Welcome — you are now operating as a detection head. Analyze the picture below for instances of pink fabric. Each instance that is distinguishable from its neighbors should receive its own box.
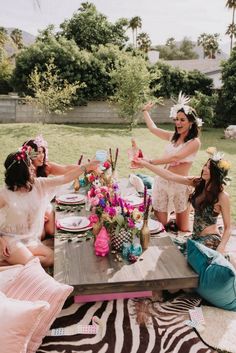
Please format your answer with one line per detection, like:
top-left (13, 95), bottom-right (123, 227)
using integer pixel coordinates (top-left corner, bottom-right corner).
top-left (0, 291), bottom-right (49, 353)
top-left (1, 258), bottom-right (73, 353)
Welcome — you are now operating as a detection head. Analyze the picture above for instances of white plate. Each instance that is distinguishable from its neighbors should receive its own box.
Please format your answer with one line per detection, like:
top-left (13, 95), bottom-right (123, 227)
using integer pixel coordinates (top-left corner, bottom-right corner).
top-left (136, 219), bottom-right (163, 233)
top-left (58, 216), bottom-right (90, 230)
top-left (56, 193), bottom-right (85, 204)
top-left (123, 195), bottom-right (143, 206)
top-left (58, 225), bottom-right (92, 233)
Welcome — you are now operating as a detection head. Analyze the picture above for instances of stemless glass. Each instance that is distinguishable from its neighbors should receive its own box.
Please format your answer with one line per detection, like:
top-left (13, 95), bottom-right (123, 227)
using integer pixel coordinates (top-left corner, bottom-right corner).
top-left (95, 150), bottom-right (107, 165)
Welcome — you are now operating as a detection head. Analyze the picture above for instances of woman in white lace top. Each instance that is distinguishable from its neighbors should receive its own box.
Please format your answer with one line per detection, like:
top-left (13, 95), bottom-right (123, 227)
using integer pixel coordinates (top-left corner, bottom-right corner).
top-left (142, 93), bottom-right (201, 231)
top-left (0, 147), bottom-right (99, 267)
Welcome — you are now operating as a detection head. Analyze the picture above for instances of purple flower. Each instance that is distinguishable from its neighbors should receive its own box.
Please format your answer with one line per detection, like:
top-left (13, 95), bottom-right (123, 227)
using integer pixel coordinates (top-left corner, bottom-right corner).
top-left (99, 198), bottom-right (106, 208)
top-left (104, 206), bottom-right (116, 217)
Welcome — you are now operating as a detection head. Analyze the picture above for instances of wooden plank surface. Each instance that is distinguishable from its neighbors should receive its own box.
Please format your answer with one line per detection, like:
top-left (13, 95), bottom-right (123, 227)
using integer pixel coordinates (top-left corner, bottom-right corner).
top-left (54, 235), bottom-right (198, 294)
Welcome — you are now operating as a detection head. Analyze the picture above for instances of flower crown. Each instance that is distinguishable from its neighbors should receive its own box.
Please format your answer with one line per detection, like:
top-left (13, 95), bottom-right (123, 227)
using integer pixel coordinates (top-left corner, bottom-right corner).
top-left (6, 146), bottom-right (33, 171)
top-left (206, 147), bottom-right (231, 185)
top-left (34, 134), bottom-right (48, 160)
top-left (170, 91), bottom-right (203, 127)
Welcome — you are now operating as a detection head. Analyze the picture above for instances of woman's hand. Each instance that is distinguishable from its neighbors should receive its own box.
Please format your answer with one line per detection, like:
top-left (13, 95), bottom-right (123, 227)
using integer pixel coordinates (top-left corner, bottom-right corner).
top-left (85, 160), bottom-right (100, 172)
top-left (132, 157), bottom-right (147, 168)
top-left (142, 102), bottom-right (155, 112)
top-left (0, 236), bottom-right (10, 257)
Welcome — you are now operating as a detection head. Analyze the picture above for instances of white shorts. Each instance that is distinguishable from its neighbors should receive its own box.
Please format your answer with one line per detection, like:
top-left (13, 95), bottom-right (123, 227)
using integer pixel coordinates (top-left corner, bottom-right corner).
top-left (152, 176), bottom-right (192, 213)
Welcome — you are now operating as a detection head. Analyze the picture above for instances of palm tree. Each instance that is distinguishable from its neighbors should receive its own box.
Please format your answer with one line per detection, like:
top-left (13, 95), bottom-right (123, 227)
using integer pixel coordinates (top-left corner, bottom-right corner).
top-left (197, 33), bottom-right (220, 59)
top-left (128, 16), bottom-right (142, 48)
top-left (10, 28), bottom-right (24, 50)
top-left (137, 32), bottom-right (152, 53)
top-left (226, 0), bottom-right (236, 52)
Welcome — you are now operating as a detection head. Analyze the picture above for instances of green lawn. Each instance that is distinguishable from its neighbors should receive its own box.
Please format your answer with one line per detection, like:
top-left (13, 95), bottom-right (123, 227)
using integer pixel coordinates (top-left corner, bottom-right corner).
top-left (0, 123), bottom-right (235, 223)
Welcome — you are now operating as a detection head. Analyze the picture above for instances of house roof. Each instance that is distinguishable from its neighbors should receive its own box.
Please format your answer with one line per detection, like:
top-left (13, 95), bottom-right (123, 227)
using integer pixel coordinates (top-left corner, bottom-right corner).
top-left (164, 58), bottom-right (224, 74)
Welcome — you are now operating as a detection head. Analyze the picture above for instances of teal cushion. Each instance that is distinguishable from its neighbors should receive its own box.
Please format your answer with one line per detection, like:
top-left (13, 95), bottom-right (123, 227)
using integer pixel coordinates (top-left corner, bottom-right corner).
top-left (136, 174), bottom-right (154, 189)
top-left (187, 239), bottom-right (236, 311)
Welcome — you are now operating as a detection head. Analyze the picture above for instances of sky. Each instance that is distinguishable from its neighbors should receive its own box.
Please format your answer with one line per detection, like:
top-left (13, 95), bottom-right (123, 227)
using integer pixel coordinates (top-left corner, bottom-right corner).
top-left (0, 0), bottom-right (232, 52)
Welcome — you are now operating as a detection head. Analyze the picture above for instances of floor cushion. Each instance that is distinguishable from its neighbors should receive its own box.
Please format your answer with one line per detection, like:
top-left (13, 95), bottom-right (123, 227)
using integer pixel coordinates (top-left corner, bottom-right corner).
top-left (1, 258), bottom-right (73, 353)
top-left (0, 291), bottom-right (49, 353)
top-left (187, 239), bottom-right (236, 311)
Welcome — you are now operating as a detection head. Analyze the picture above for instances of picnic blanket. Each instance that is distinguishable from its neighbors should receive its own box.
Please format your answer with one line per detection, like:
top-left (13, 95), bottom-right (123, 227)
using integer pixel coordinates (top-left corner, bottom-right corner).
top-left (38, 293), bottom-right (217, 353)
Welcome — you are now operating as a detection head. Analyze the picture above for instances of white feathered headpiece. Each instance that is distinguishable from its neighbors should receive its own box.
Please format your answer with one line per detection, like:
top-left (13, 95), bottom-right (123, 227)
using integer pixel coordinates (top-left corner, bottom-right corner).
top-left (169, 91), bottom-right (203, 127)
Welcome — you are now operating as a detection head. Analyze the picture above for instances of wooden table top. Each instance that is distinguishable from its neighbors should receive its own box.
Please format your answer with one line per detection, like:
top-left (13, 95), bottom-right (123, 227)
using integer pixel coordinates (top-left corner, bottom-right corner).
top-left (54, 179), bottom-right (198, 295)
top-left (54, 234), bottom-right (198, 295)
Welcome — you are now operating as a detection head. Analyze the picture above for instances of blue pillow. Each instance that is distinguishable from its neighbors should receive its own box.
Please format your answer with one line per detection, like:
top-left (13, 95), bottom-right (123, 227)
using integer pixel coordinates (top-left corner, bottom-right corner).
top-left (187, 239), bottom-right (236, 311)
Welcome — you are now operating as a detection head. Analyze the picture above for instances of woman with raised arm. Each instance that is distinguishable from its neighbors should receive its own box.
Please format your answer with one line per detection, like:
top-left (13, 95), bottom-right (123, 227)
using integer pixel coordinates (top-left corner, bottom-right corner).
top-left (23, 136), bottom-right (81, 237)
top-left (133, 148), bottom-right (231, 254)
top-left (0, 146), bottom-right (99, 267)
top-left (142, 93), bottom-right (202, 231)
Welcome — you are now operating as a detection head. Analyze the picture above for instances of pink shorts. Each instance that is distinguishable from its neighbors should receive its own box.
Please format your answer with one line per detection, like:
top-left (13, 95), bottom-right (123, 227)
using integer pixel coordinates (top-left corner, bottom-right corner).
top-left (152, 176), bottom-right (192, 213)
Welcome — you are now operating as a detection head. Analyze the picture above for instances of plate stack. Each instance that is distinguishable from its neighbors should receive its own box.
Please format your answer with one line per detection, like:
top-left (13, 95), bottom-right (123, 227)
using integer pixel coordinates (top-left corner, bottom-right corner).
top-left (136, 219), bottom-right (164, 235)
top-left (57, 216), bottom-right (92, 234)
top-left (56, 193), bottom-right (85, 205)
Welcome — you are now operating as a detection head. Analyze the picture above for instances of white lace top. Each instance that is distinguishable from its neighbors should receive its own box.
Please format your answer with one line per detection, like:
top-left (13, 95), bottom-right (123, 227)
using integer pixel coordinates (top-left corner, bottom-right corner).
top-left (164, 139), bottom-right (197, 166)
top-left (0, 178), bottom-right (57, 243)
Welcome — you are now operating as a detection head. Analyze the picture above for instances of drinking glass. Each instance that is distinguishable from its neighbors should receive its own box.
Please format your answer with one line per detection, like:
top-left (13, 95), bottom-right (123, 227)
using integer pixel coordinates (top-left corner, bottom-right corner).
top-left (127, 147), bottom-right (139, 169)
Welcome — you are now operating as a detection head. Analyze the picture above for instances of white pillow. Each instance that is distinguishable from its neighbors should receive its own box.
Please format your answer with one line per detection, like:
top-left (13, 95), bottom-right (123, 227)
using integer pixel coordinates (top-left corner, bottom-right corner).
top-left (0, 291), bottom-right (49, 353)
top-left (129, 174), bottom-right (144, 193)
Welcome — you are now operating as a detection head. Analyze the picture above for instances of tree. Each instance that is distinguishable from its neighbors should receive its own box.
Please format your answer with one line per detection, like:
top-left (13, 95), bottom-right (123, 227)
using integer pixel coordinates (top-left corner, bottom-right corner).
top-left (137, 32), bottom-right (151, 53)
top-left (190, 91), bottom-right (218, 127)
top-left (215, 47), bottom-right (236, 126)
top-left (0, 57), bottom-right (13, 93)
top-left (0, 27), bottom-right (8, 47)
top-left (26, 59), bottom-right (83, 123)
top-left (10, 28), bottom-right (24, 50)
top-left (149, 61), bottom-right (213, 98)
top-left (156, 37), bottom-right (198, 60)
top-left (110, 56), bottom-right (158, 130)
top-left (197, 33), bottom-right (220, 59)
top-left (60, 2), bottom-right (129, 50)
top-left (226, 0), bottom-right (236, 52)
top-left (128, 16), bottom-right (142, 48)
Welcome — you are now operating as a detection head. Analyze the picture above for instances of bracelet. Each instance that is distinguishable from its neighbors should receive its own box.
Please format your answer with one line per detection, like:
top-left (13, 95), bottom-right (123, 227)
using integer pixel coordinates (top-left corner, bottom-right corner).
top-left (80, 165), bottom-right (86, 173)
top-left (142, 108), bottom-right (147, 112)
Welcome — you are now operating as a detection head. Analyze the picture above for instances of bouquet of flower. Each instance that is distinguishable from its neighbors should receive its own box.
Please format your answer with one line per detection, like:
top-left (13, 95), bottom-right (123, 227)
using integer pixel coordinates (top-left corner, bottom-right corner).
top-left (87, 181), bottom-right (143, 247)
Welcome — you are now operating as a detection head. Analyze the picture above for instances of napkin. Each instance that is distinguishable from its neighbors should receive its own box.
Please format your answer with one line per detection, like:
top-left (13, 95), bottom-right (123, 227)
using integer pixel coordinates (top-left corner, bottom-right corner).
top-left (129, 174), bottom-right (145, 193)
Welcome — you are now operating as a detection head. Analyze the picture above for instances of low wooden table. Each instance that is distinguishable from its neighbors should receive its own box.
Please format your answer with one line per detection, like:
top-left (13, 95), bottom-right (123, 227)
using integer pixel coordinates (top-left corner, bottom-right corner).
top-left (54, 234), bottom-right (198, 296)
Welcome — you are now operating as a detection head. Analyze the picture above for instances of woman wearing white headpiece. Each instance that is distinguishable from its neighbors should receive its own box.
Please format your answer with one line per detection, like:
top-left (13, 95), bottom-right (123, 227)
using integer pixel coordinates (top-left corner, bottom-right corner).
top-left (142, 92), bottom-right (202, 231)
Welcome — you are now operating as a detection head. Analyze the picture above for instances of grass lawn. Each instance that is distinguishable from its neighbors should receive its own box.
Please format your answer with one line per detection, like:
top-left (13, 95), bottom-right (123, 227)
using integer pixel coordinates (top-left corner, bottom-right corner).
top-left (0, 122), bottom-right (235, 223)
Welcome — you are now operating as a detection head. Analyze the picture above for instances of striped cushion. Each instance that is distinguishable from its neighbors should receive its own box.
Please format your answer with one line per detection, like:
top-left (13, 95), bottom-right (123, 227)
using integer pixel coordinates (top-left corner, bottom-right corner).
top-left (1, 258), bottom-right (73, 353)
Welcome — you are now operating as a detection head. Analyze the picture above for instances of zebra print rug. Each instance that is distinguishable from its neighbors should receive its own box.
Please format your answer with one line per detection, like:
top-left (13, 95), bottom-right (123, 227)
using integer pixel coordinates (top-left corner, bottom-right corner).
top-left (37, 294), bottom-right (217, 353)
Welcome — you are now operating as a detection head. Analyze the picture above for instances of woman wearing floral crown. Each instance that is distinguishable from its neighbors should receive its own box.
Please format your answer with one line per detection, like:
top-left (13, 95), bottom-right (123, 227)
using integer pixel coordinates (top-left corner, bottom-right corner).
top-left (0, 147), bottom-right (99, 267)
top-left (23, 135), bottom-right (80, 238)
top-left (133, 148), bottom-right (231, 254)
top-left (142, 92), bottom-right (202, 232)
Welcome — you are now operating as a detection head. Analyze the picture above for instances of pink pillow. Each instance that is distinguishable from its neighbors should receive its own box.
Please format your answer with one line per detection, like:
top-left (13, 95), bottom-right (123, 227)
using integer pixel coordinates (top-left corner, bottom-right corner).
top-left (1, 258), bottom-right (73, 353)
top-left (0, 291), bottom-right (49, 353)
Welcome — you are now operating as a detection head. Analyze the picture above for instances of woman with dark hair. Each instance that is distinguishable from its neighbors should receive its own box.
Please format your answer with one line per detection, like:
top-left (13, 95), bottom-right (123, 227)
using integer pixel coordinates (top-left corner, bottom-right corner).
top-left (133, 148), bottom-right (231, 253)
top-left (142, 93), bottom-right (202, 232)
top-left (24, 136), bottom-right (80, 237)
top-left (0, 147), bottom-right (99, 267)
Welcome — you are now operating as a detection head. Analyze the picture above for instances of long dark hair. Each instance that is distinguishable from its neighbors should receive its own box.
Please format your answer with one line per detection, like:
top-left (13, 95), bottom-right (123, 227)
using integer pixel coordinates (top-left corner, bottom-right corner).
top-left (171, 109), bottom-right (199, 143)
top-left (23, 140), bottom-right (47, 177)
top-left (4, 152), bottom-right (33, 191)
top-left (190, 159), bottom-right (224, 210)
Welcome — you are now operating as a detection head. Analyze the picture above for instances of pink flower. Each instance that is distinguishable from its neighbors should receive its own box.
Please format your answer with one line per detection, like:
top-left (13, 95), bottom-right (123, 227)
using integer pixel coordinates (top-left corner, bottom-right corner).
top-left (100, 186), bottom-right (108, 193)
top-left (103, 161), bottom-right (111, 169)
top-left (104, 206), bottom-right (116, 217)
top-left (91, 196), bottom-right (100, 206)
top-left (138, 204), bottom-right (145, 212)
top-left (89, 214), bottom-right (99, 225)
top-left (88, 188), bottom-right (96, 198)
top-left (88, 174), bottom-right (96, 182)
top-left (127, 218), bottom-right (135, 228)
top-left (97, 193), bottom-right (104, 199)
